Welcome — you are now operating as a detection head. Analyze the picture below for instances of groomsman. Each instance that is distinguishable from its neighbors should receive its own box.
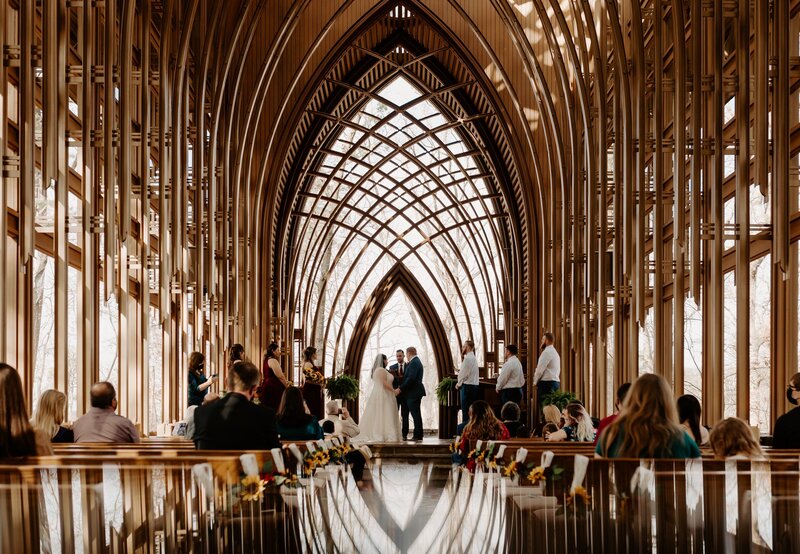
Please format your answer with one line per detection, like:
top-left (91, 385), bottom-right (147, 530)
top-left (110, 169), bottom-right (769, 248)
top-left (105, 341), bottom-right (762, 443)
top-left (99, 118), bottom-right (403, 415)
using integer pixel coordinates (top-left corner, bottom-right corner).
top-left (395, 346), bottom-right (426, 441)
top-left (388, 349), bottom-right (406, 409)
top-left (455, 340), bottom-right (479, 425)
top-left (532, 332), bottom-right (561, 407)
top-left (496, 344), bottom-right (525, 405)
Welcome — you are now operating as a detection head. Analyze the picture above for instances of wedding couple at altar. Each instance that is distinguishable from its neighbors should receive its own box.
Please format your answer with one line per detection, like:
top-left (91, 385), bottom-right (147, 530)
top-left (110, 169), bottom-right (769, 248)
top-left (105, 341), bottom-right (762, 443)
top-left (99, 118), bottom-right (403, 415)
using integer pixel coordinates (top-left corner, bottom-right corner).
top-left (357, 347), bottom-right (426, 442)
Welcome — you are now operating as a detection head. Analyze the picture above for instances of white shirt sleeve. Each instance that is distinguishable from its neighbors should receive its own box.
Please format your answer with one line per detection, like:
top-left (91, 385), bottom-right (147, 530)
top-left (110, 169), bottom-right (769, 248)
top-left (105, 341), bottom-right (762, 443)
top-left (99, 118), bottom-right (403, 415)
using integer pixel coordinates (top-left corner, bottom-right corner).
top-left (496, 360), bottom-right (510, 391)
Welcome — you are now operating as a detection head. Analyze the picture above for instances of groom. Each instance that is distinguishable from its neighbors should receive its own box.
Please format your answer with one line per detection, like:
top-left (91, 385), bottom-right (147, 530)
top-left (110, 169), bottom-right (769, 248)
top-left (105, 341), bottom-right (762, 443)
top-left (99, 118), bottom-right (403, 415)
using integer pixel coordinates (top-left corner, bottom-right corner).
top-left (395, 346), bottom-right (426, 441)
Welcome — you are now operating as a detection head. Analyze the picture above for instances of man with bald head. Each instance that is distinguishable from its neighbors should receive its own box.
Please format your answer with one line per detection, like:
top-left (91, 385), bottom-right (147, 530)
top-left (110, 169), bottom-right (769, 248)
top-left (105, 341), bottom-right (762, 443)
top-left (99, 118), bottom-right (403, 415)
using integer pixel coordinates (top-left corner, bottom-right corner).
top-left (73, 382), bottom-right (140, 443)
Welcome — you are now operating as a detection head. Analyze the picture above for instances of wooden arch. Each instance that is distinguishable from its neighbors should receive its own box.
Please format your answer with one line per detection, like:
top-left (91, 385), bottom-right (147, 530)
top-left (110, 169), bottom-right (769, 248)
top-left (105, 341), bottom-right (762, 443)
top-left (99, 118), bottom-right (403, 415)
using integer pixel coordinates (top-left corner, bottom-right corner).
top-left (343, 263), bottom-right (455, 390)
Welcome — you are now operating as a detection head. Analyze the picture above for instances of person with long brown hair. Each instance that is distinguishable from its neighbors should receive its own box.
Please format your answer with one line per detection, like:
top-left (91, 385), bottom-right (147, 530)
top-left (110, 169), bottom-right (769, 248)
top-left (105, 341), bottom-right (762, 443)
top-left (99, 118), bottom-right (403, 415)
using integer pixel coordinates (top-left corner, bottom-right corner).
top-left (0, 364), bottom-right (52, 456)
top-left (32, 390), bottom-right (73, 443)
top-left (709, 418), bottom-right (764, 458)
top-left (677, 394), bottom-right (709, 446)
top-left (276, 386), bottom-right (323, 440)
top-left (227, 343), bottom-right (245, 370)
top-left (257, 343), bottom-right (290, 411)
top-left (187, 351), bottom-right (217, 407)
top-left (595, 373), bottom-right (700, 459)
top-left (457, 400), bottom-right (509, 463)
top-left (300, 346), bottom-right (325, 419)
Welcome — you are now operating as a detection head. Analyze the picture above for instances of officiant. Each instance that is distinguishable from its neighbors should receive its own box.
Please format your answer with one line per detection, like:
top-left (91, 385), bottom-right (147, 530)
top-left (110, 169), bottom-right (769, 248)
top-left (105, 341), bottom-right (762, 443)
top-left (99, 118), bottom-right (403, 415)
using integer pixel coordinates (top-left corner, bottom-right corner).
top-left (388, 349), bottom-right (406, 410)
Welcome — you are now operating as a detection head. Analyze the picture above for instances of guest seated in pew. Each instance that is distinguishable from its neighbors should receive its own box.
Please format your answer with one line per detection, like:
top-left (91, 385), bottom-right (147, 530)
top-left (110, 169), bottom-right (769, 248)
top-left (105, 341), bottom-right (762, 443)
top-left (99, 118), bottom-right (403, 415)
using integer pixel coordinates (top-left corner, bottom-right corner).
top-left (677, 394), bottom-right (709, 446)
top-left (546, 402), bottom-right (594, 442)
top-left (0, 363), bottom-right (53, 456)
top-left (182, 393), bottom-right (218, 440)
top-left (532, 404), bottom-right (562, 437)
top-left (500, 402), bottom-right (528, 438)
top-left (73, 382), bottom-right (140, 443)
top-left (33, 389), bottom-right (73, 443)
top-left (595, 374), bottom-right (700, 459)
top-left (709, 417), bottom-right (764, 459)
top-left (774, 372), bottom-right (800, 449)
top-left (322, 401), bottom-right (360, 439)
top-left (276, 386), bottom-right (324, 440)
top-left (194, 362), bottom-right (280, 450)
top-left (542, 422), bottom-right (559, 436)
top-left (595, 383), bottom-right (631, 444)
top-left (457, 400), bottom-right (509, 464)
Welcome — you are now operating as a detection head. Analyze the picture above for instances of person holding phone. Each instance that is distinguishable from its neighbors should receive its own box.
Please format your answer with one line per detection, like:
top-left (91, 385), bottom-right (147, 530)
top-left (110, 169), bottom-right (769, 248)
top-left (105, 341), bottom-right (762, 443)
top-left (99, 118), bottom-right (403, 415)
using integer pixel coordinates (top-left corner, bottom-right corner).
top-left (188, 352), bottom-right (218, 407)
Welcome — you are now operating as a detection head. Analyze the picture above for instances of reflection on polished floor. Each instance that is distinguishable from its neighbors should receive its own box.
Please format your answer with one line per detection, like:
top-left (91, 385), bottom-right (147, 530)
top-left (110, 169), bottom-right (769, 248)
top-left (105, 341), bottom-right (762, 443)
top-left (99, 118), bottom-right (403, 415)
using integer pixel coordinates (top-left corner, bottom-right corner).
top-left (293, 461), bottom-right (509, 553)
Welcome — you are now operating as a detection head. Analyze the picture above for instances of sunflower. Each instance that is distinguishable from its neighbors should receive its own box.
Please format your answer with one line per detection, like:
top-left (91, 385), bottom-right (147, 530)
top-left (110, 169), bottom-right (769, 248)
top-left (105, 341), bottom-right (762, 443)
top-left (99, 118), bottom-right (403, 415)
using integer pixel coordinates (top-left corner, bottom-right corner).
top-left (239, 475), bottom-right (266, 502)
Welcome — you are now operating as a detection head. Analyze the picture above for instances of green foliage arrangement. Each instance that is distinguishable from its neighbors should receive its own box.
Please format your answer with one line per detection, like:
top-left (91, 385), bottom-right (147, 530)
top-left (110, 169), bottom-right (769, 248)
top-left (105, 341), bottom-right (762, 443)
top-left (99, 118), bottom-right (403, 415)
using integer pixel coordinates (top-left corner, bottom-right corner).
top-left (435, 377), bottom-right (458, 405)
top-left (325, 374), bottom-right (360, 401)
top-left (540, 389), bottom-right (577, 410)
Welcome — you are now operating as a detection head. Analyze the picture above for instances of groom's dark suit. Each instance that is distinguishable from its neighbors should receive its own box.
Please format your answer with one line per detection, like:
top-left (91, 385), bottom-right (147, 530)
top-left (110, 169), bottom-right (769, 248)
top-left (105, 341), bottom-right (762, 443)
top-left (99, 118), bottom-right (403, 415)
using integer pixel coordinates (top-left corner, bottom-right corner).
top-left (399, 355), bottom-right (426, 440)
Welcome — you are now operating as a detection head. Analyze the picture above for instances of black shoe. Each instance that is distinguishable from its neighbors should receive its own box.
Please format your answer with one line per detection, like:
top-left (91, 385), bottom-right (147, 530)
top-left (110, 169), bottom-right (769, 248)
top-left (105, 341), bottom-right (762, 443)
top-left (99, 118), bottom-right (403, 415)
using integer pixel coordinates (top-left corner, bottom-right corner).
top-left (402, 436), bottom-right (411, 441)
top-left (412, 437), bottom-right (423, 442)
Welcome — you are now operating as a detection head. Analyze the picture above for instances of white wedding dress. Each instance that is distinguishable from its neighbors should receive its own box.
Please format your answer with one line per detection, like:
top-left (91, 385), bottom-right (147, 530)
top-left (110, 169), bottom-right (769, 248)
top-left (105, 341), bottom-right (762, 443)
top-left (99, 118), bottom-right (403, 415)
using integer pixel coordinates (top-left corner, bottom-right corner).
top-left (357, 356), bottom-right (402, 443)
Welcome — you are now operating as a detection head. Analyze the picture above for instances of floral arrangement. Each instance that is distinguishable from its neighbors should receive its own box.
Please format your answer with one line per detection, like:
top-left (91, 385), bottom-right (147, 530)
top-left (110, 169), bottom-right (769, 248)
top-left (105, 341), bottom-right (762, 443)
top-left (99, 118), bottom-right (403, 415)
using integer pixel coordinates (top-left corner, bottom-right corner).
top-left (237, 468), bottom-right (302, 503)
top-left (302, 447), bottom-right (333, 476)
top-left (465, 442), bottom-right (499, 472)
top-left (449, 436), bottom-right (463, 455)
top-left (303, 365), bottom-right (326, 386)
top-left (328, 442), bottom-right (352, 465)
top-left (565, 486), bottom-right (591, 508)
top-left (502, 460), bottom-right (518, 478)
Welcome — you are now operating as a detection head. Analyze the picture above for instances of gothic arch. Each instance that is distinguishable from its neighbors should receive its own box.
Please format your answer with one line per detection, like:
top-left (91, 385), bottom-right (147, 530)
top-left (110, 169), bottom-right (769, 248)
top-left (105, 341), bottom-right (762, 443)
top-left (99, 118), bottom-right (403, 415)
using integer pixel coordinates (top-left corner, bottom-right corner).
top-left (343, 263), bottom-right (455, 387)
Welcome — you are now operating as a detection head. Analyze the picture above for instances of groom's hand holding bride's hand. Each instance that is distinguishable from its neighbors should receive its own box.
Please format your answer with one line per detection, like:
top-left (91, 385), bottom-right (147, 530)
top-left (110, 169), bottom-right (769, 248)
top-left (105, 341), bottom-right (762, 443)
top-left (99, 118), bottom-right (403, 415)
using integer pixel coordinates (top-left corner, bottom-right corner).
top-left (393, 388), bottom-right (400, 396)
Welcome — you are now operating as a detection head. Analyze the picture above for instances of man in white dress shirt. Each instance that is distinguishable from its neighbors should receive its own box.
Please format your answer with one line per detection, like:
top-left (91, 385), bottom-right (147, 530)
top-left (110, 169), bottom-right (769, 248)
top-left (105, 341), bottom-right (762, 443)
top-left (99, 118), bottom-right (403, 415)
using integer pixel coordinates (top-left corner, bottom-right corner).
top-left (533, 332), bottom-right (561, 407)
top-left (455, 340), bottom-right (480, 425)
top-left (496, 344), bottom-right (525, 406)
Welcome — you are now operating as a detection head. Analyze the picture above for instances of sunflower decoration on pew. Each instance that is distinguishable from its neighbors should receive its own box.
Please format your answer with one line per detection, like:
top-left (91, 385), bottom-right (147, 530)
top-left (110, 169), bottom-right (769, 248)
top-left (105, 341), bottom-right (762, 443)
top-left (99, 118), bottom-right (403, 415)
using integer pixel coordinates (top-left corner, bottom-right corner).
top-left (274, 469), bottom-right (301, 489)
top-left (565, 486), bottom-right (592, 508)
top-left (330, 441), bottom-right (354, 464)
top-left (313, 447), bottom-right (331, 468)
top-left (465, 442), bottom-right (498, 473)
top-left (302, 450), bottom-right (318, 476)
top-left (239, 475), bottom-right (267, 502)
top-left (502, 460), bottom-right (519, 478)
top-left (449, 436), bottom-right (463, 455)
top-left (524, 463), bottom-right (564, 485)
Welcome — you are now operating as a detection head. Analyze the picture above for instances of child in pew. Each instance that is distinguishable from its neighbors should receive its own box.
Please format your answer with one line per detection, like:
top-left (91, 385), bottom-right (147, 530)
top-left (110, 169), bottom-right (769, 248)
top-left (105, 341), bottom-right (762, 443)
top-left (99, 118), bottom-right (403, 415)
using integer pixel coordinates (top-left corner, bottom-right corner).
top-left (546, 403), bottom-right (594, 442)
top-left (33, 389), bottom-right (74, 443)
top-left (709, 417), bottom-right (764, 459)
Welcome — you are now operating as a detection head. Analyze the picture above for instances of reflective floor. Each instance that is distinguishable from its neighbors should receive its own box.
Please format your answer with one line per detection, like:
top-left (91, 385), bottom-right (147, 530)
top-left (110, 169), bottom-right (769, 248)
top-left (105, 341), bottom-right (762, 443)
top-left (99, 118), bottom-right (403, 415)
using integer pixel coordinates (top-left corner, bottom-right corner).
top-left (290, 461), bottom-right (509, 553)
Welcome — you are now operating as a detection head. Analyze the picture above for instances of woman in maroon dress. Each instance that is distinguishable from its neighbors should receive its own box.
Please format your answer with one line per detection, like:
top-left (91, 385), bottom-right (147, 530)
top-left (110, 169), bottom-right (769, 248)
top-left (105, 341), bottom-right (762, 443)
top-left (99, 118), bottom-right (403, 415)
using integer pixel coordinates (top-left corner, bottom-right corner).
top-left (301, 346), bottom-right (326, 419)
top-left (257, 343), bottom-right (290, 411)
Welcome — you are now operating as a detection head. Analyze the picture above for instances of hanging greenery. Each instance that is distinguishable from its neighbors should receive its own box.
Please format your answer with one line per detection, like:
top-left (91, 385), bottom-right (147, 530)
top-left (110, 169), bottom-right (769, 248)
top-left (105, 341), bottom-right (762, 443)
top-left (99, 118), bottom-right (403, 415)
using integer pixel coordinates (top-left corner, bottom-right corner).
top-left (325, 375), bottom-right (360, 401)
top-left (435, 377), bottom-right (458, 405)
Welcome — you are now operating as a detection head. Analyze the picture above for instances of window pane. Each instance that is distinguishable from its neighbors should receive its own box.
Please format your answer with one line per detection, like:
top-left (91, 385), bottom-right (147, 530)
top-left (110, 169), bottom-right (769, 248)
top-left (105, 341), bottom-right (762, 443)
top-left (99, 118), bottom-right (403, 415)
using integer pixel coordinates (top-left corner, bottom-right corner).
top-left (148, 308), bottom-right (163, 434)
top-left (31, 250), bottom-right (55, 414)
top-left (98, 282), bottom-right (119, 389)
top-left (67, 266), bottom-right (79, 421)
top-left (723, 271), bottom-right (737, 418)
top-left (750, 255), bottom-right (771, 432)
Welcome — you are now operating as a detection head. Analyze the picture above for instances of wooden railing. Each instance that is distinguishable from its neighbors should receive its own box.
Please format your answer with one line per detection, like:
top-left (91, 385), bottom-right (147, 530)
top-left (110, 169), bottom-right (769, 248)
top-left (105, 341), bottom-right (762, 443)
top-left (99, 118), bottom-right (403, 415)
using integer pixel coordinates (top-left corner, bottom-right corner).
top-left (2, 438), bottom-right (800, 552)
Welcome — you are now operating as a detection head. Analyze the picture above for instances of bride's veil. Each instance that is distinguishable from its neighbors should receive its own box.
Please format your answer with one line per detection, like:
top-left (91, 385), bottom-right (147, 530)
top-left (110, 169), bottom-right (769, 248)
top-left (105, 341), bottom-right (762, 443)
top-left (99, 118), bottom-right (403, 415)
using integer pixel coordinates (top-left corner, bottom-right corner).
top-left (370, 354), bottom-right (385, 380)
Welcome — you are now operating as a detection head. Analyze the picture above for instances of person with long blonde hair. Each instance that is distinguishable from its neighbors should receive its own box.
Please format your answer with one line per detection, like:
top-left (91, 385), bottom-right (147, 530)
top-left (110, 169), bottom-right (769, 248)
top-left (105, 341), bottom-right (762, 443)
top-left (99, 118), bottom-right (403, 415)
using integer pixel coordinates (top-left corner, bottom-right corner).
top-left (709, 418), bottom-right (764, 458)
top-left (595, 373), bottom-right (700, 459)
top-left (0, 364), bottom-right (52, 456)
top-left (32, 390), bottom-right (73, 443)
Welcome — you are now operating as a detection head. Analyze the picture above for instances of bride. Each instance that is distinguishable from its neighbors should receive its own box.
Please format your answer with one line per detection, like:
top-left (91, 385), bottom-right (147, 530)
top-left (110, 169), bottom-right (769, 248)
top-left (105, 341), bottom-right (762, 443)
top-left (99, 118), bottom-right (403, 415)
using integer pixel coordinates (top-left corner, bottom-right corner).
top-left (357, 353), bottom-right (402, 442)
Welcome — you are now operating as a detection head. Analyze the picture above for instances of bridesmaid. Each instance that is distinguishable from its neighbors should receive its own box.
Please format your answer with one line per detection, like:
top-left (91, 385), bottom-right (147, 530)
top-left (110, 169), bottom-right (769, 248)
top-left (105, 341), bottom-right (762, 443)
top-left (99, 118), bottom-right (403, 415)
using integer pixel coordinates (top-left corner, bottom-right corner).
top-left (301, 346), bottom-right (326, 419)
top-left (257, 343), bottom-right (290, 411)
